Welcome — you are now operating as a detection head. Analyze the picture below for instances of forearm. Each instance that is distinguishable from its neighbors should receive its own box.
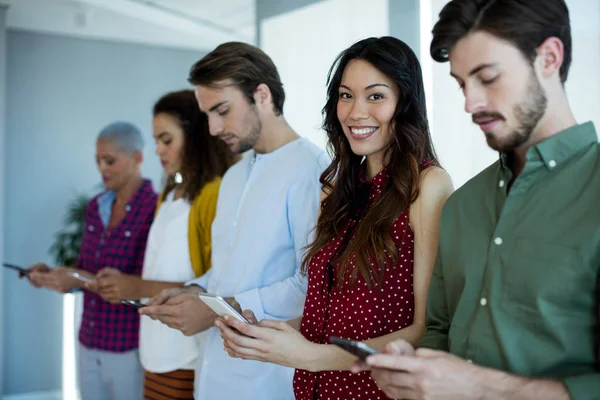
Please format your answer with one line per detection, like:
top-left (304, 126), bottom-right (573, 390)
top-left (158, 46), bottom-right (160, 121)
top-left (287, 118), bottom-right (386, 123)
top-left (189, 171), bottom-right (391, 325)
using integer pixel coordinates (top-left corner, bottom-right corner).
top-left (136, 280), bottom-right (185, 299)
top-left (479, 368), bottom-right (570, 400)
top-left (366, 322), bottom-right (424, 350)
top-left (305, 323), bottom-right (424, 372)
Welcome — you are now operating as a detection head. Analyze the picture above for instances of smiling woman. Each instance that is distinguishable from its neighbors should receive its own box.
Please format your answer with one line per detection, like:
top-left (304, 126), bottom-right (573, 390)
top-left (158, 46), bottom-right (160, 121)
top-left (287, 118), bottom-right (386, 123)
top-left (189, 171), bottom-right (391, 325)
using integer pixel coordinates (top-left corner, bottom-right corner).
top-left (216, 36), bottom-right (455, 400)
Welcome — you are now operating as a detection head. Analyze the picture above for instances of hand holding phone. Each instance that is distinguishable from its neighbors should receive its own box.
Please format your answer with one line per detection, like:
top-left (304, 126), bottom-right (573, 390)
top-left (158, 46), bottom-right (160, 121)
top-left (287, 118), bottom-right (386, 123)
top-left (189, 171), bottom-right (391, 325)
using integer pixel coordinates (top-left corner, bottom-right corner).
top-left (67, 271), bottom-right (95, 284)
top-left (3, 263), bottom-right (30, 275)
top-left (330, 336), bottom-right (379, 361)
top-left (198, 293), bottom-right (249, 323)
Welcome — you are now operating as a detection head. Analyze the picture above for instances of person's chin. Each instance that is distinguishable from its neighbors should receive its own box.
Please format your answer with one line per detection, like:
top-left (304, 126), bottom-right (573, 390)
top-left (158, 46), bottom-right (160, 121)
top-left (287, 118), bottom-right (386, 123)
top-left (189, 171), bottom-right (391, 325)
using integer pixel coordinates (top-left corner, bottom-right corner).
top-left (348, 142), bottom-right (373, 157)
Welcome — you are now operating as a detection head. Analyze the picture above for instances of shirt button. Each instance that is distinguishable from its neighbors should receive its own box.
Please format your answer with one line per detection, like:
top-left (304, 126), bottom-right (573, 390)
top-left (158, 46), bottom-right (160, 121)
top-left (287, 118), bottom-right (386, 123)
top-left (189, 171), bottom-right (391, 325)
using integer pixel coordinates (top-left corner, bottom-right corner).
top-left (89, 321), bottom-right (95, 327)
top-left (88, 225), bottom-right (95, 232)
top-left (498, 180), bottom-right (505, 188)
top-left (125, 205), bottom-right (131, 212)
top-left (480, 298), bottom-right (488, 306)
top-left (494, 237), bottom-right (503, 245)
top-left (467, 359), bottom-right (473, 364)
top-left (95, 252), bottom-right (101, 258)
top-left (549, 160), bottom-right (557, 168)
top-left (125, 230), bottom-right (131, 237)
top-left (91, 300), bottom-right (96, 306)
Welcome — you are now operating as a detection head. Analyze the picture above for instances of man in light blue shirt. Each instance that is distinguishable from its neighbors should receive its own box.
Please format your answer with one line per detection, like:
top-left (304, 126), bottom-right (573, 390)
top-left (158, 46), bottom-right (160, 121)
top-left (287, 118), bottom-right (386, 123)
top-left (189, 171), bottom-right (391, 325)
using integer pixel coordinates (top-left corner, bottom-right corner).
top-left (141, 42), bottom-right (329, 399)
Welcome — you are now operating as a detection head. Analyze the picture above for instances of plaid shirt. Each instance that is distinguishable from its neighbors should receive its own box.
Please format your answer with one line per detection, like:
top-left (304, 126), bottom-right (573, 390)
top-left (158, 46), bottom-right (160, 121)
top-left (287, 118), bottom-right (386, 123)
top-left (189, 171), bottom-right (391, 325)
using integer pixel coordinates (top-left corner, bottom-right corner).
top-left (77, 179), bottom-right (157, 352)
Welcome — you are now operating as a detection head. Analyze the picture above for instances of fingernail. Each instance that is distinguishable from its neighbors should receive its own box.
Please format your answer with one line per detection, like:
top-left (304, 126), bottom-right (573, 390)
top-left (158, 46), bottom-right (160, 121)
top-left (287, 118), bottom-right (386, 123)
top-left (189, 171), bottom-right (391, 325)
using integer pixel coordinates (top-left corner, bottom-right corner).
top-left (224, 316), bottom-right (230, 321)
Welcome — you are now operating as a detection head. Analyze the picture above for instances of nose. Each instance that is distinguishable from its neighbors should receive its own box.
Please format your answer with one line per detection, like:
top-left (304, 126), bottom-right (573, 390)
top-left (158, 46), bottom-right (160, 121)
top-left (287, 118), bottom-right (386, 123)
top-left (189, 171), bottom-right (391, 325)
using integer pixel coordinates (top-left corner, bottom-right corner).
top-left (464, 85), bottom-right (487, 114)
top-left (155, 142), bottom-right (163, 156)
top-left (349, 99), bottom-right (369, 121)
top-left (208, 115), bottom-right (224, 136)
top-left (97, 161), bottom-right (107, 174)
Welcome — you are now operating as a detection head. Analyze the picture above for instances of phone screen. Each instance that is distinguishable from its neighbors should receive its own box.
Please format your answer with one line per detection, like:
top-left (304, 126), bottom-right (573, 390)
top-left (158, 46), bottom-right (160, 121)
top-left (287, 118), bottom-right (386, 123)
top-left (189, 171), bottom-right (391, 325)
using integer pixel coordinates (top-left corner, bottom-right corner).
top-left (329, 336), bottom-right (379, 361)
top-left (3, 263), bottom-right (28, 274)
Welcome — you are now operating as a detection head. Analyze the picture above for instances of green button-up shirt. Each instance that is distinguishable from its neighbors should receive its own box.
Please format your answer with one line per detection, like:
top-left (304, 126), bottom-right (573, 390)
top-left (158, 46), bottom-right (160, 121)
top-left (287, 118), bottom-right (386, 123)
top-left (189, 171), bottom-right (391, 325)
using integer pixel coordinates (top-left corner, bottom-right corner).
top-left (420, 122), bottom-right (600, 400)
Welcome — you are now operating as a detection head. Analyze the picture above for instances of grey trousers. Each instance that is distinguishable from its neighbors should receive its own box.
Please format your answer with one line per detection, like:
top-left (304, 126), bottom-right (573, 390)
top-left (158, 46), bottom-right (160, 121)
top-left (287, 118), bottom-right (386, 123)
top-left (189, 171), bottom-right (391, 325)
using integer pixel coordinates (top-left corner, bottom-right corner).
top-left (78, 345), bottom-right (143, 400)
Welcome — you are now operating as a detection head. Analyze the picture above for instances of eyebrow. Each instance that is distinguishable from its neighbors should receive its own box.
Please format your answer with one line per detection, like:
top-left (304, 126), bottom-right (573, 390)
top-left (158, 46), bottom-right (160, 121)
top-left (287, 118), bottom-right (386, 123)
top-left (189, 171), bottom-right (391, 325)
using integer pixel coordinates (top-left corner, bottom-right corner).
top-left (208, 101), bottom-right (228, 112)
top-left (154, 132), bottom-right (169, 140)
top-left (339, 83), bottom-right (391, 91)
top-left (450, 63), bottom-right (499, 79)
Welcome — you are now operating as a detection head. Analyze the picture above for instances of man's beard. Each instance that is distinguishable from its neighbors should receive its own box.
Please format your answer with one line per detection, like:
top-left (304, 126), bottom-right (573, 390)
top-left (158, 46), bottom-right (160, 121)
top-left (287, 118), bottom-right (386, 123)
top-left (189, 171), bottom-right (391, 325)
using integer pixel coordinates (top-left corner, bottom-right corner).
top-left (478, 72), bottom-right (548, 152)
top-left (236, 107), bottom-right (262, 154)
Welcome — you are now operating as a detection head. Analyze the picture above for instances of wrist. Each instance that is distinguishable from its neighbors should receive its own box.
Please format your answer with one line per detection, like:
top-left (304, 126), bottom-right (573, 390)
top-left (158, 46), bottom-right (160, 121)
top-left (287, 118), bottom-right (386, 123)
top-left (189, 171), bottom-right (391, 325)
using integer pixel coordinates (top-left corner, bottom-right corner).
top-left (187, 284), bottom-right (205, 294)
top-left (131, 276), bottom-right (143, 298)
top-left (301, 343), bottom-right (326, 373)
top-left (475, 366), bottom-right (511, 400)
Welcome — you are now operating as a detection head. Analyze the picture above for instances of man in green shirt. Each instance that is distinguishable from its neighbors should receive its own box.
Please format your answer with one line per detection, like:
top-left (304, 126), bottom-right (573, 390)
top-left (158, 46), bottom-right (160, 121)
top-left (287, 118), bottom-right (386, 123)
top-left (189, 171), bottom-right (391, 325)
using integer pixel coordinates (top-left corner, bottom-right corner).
top-left (357, 1), bottom-right (600, 399)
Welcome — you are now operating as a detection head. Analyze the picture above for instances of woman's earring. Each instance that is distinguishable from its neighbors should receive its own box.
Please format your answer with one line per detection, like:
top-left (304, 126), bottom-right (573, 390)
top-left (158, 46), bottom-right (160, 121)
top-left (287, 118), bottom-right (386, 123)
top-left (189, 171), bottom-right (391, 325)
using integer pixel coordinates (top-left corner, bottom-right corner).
top-left (174, 172), bottom-right (183, 184)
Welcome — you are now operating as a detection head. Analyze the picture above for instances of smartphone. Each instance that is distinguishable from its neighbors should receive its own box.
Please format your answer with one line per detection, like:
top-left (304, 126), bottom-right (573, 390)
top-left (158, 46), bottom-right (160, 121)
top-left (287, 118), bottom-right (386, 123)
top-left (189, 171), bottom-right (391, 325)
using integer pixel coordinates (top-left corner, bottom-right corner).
top-left (67, 271), bottom-right (95, 283)
top-left (329, 336), bottom-right (379, 361)
top-left (198, 293), bottom-right (249, 323)
top-left (120, 299), bottom-right (146, 308)
top-left (2, 263), bottom-right (29, 275)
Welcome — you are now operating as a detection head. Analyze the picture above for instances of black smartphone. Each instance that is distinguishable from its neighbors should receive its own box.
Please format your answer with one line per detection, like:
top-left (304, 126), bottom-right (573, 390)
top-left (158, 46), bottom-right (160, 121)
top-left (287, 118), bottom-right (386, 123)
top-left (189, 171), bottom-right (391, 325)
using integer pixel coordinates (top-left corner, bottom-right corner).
top-left (120, 299), bottom-right (146, 308)
top-left (329, 336), bottom-right (379, 361)
top-left (3, 263), bottom-right (29, 275)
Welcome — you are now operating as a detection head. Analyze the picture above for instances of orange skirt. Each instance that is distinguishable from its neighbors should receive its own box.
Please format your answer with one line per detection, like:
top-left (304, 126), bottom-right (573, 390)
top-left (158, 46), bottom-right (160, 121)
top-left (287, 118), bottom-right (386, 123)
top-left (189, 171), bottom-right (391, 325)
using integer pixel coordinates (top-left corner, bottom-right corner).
top-left (143, 369), bottom-right (194, 400)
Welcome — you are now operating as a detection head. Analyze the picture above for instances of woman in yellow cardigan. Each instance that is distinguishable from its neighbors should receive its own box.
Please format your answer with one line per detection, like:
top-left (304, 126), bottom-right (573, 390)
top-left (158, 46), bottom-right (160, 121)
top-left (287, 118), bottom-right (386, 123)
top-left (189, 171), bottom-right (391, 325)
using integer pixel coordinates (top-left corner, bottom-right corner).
top-left (95, 90), bottom-right (238, 399)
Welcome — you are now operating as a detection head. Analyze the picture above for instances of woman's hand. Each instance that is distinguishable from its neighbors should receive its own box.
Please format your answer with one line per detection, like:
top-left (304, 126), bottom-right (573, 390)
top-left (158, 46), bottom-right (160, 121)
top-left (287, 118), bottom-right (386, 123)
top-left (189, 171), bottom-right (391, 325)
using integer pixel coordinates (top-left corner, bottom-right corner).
top-left (96, 267), bottom-right (141, 303)
top-left (36, 267), bottom-right (78, 293)
top-left (24, 263), bottom-right (51, 287)
top-left (215, 311), bottom-right (319, 371)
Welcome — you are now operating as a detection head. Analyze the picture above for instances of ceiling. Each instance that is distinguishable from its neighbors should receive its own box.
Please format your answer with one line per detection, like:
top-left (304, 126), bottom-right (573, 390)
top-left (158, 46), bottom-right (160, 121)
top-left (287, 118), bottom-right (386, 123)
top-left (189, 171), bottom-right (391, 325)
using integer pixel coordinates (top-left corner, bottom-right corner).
top-left (0, 0), bottom-right (256, 51)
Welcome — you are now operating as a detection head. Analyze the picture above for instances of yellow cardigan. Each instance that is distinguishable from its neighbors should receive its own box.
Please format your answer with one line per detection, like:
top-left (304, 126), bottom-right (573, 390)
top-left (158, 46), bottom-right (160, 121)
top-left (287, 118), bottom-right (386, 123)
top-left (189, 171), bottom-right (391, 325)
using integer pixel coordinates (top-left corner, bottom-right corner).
top-left (156, 177), bottom-right (221, 278)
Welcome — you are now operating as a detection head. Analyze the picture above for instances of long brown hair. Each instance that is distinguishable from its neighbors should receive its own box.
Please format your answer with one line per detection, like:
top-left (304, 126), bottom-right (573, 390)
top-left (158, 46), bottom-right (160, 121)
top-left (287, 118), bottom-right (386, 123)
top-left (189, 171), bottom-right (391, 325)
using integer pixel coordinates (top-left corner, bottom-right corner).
top-left (301, 37), bottom-right (438, 288)
top-left (153, 90), bottom-right (238, 201)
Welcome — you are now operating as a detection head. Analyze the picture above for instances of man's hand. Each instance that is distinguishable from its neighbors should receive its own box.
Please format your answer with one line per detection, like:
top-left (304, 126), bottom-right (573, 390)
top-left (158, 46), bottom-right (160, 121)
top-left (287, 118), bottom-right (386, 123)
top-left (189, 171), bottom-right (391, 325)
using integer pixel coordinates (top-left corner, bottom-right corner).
top-left (24, 263), bottom-right (51, 287)
top-left (366, 343), bottom-right (486, 400)
top-left (96, 267), bottom-right (141, 304)
top-left (140, 292), bottom-right (216, 336)
top-left (351, 338), bottom-right (416, 374)
top-left (145, 285), bottom-right (204, 307)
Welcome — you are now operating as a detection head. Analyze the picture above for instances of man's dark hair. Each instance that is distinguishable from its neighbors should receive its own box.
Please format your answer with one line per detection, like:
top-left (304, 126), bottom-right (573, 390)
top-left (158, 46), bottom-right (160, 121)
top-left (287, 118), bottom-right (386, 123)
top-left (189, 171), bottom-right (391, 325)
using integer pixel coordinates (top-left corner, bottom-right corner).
top-left (430, 0), bottom-right (572, 83)
top-left (188, 42), bottom-right (285, 115)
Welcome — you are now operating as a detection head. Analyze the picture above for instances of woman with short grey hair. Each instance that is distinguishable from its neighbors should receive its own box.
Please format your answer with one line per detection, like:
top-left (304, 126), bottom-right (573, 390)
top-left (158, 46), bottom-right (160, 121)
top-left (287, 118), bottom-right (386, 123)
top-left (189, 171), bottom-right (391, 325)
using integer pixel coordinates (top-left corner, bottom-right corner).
top-left (25, 121), bottom-right (158, 400)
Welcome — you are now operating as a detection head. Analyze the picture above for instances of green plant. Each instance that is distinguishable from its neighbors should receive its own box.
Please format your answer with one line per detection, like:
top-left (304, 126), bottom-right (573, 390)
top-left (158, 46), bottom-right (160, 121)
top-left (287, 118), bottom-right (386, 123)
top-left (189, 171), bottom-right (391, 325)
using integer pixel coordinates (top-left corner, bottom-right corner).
top-left (49, 193), bottom-right (90, 267)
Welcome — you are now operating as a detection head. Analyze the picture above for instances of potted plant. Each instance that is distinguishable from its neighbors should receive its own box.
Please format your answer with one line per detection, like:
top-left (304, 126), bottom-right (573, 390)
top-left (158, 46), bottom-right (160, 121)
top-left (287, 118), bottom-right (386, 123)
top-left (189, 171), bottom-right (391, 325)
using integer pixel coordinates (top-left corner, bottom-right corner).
top-left (49, 193), bottom-right (90, 267)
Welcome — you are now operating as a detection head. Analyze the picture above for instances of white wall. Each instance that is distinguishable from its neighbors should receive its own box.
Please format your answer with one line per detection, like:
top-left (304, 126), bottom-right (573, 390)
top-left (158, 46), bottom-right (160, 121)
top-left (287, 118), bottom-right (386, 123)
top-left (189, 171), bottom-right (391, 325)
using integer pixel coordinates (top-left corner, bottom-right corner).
top-left (564, 0), bottom-right (600, 129)
top-left (3, 30), bottom-right (202, 396)
top-left (424, 0), bottom-right (600, 189)
top-left (261, 0), bottom-right (389, 150)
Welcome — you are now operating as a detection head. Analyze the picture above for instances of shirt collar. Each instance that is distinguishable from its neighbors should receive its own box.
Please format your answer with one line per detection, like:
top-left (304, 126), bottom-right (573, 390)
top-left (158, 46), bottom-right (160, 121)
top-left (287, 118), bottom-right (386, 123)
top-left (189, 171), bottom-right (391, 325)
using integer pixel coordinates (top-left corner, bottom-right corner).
top-left (500, 122), bottom-right (598, 171)
top-left (98, 179), bottom-right (153, 228)
top-left (359, 164), bottom-right (389, 190)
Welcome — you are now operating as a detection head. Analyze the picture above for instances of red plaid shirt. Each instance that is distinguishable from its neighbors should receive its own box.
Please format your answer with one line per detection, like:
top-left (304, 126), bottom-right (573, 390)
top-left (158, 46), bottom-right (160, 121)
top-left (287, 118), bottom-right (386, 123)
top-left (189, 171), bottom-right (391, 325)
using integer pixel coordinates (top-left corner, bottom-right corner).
top-left (77, 179), bottom-right (157, 352)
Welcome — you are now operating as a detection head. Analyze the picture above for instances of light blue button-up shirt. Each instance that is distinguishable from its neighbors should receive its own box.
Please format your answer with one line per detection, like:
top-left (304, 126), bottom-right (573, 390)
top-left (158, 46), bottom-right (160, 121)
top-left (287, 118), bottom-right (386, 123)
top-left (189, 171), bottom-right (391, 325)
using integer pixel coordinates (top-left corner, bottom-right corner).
top-left (189, 137), bottom-right (330, 400)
